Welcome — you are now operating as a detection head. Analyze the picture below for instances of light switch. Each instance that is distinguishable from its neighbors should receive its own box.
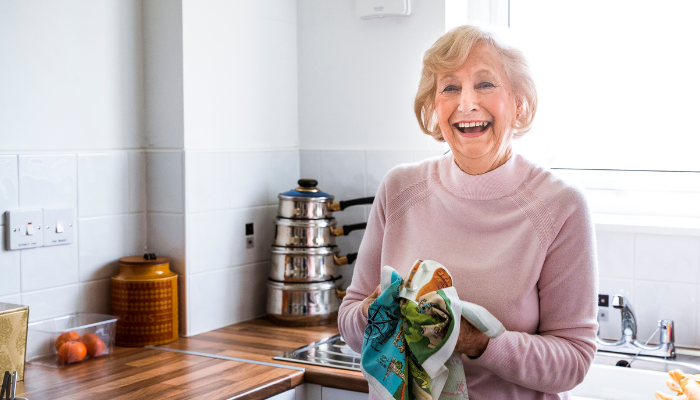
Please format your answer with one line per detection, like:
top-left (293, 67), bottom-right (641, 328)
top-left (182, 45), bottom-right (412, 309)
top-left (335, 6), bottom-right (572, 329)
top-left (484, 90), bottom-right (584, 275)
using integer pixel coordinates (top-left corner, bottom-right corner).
top-left (4, 209), bottom-right (44, 250)
top-left (43, 208), bottom-right (74, 247)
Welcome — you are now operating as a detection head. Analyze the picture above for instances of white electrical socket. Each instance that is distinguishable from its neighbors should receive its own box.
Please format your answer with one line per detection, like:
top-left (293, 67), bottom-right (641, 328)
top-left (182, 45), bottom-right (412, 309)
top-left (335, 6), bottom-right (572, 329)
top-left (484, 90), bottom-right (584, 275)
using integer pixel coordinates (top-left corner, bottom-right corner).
top-left (4, 209), bottom-right (44, 250)
top-left (43, 208), bottom-right (75, 247)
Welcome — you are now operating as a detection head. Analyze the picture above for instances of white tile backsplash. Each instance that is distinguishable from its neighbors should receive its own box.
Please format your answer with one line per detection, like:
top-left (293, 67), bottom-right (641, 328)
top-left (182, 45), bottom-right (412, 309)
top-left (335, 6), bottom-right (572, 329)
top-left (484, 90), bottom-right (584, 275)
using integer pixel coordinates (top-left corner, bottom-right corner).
top-left (596, 231), bottom-right (634, 279)
top-left (22, 284), bottom-right (80, 322)
top-left (128, 151), bottom-right (147, 213)
top-left (78, 153), bottom-right (130, 217)
top-left (79, 278), bottom-right (111, 315)
top-left (268, 150), bottom-right (300, 203)
top-left (186, 209), bottom-right (233, 274)
top-left (147, 212), bottom-right (185, 275)
top-left (147, 151), bottom-right (183, 213)
top-left (78, 215), bottom-right (128, 282)
top-left (20, 242), bottom-right (79, 292)
top-left (18, 154), bottom-right (77, 209)
top-left (0, 155), bottom-right (19, 221)
top-left (186, 151), bottom-right (230, 213)
top-left (320, 151), bottom-right (366, 200)
top-left (635, 234), bottom-right (699, 283)
top-left (299, 150), bottom-right (321, 182)
top-left (0, 226), bottom-right (21, 297)
top-left (634, 280), bottom-right (696, 347)
top-left (229, 151), bottom-right (268, 209)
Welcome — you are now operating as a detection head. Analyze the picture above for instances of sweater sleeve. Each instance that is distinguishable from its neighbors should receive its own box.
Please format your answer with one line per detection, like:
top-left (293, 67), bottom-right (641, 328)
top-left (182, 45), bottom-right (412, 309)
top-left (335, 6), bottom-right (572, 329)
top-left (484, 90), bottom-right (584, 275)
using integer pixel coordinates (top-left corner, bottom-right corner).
top-left (337, 177), bottom-right (388, 354)
top-left (467, 187), bottom-right (599, 394)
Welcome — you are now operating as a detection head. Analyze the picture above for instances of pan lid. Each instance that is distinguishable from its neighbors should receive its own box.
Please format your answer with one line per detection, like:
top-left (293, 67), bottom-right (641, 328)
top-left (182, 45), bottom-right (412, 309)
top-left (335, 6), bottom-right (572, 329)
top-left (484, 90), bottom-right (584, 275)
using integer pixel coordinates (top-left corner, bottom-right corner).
top-left (279, 179), bottom-right (333, 200)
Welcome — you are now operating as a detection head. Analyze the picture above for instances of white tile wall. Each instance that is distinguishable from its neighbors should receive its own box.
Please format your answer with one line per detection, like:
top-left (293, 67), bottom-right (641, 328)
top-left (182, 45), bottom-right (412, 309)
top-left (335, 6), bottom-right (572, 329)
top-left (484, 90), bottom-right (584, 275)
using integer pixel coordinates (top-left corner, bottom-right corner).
top-left (186, 151), bottom-right (229, 213)
top-left (0, 150), bottom-right (147, 324)
top-left (20, 242), bottom-right (79, 292)
top-left (147, 151), bottom-right (183, 213)
top-left (230, 151), bottom-right (269, 209)
top-left (0, 226), bottom-right (21, 297)
top-left (635, 234), bottom-right (699, 283)
top-left (0, 155), bottom-right (18, 223)
top-left (188, 261), bottom-right (270, 336)
top-left (147, 212), bottom-right (185, 274)
top-left (18, 154), bottom-right (77, 209)
top-left (77, 153), bottom-right (130, 217)
top-left (21, 284), bottom-right (80, 323)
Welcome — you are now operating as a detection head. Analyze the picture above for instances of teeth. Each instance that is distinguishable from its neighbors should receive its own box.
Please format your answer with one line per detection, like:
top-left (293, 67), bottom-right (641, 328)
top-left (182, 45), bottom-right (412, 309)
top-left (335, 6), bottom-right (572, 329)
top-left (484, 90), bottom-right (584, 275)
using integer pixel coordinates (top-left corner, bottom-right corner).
top-left (457, 122), bottom-right (488, 128)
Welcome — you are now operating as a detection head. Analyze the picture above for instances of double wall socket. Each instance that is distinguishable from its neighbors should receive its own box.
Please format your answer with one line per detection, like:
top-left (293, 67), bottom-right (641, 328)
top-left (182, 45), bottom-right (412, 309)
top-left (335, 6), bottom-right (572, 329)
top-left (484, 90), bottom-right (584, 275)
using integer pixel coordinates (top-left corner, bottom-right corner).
top-left (4, 208), bottom-right (75, 250)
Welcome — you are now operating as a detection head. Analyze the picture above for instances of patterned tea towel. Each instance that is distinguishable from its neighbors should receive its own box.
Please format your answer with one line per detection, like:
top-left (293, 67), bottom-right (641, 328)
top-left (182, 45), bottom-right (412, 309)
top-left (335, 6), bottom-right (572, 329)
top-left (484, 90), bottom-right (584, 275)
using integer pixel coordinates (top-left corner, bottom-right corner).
top-left (361, 260), bottom-right (505, 400)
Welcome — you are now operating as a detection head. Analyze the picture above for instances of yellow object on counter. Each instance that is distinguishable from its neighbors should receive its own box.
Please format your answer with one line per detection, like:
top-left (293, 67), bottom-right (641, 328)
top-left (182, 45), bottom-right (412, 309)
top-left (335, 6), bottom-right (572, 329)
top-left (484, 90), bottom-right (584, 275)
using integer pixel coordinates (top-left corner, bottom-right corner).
top-left (0, 302), bottom-right (29, 381)
top-left (655, 370), bottom-right (700, 400)
top-left (112, 256), bottom-right (179, 347)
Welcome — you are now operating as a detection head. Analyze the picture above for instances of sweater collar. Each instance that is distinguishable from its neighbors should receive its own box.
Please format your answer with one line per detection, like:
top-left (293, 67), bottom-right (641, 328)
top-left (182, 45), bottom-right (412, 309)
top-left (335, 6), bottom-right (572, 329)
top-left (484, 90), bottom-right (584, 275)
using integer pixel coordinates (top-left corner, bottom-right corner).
top-left (438, 152), bottom-right (532, 200)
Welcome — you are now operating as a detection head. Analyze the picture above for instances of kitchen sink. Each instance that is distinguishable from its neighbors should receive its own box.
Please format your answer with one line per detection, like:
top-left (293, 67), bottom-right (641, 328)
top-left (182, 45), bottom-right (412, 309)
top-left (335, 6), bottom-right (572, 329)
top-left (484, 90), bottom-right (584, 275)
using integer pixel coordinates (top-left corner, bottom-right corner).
top-left (273, 334), bottom-right (360, 371)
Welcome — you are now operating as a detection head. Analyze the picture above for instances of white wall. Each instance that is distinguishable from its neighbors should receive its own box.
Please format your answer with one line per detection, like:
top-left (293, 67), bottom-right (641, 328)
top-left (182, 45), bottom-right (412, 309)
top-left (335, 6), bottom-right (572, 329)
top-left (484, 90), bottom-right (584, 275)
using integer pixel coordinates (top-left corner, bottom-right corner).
top-left (0, 0), bottom-right (144, 151)
top-left (182, 0), bottom-right (298, 150)
top-left (0, 2), bottom-right (147, 323)
top-left (297, 0), bottom-right (447, 151)
top-left (143, 0), bottom-right (185, 149)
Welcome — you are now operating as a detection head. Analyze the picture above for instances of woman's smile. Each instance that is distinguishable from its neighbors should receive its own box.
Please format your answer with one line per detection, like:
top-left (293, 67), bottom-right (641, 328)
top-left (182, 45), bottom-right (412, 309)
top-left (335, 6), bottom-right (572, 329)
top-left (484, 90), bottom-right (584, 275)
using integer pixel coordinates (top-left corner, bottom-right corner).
top-left (453, 121), bottom-right (491, 138)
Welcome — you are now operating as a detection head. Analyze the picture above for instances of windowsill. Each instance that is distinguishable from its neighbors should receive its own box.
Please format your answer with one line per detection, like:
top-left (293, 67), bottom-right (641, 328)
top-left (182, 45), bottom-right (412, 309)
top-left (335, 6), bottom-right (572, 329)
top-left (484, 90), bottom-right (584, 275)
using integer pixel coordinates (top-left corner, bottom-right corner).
top-left (594, 214), bottom-right (700, 237)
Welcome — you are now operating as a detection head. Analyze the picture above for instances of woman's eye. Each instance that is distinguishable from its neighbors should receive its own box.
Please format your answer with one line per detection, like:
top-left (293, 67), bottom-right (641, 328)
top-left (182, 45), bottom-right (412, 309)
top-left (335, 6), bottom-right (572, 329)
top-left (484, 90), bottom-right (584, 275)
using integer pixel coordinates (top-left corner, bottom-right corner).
top-left (476, 82), bottom-right (495, 89)
top-left (441, 85), bottom-right (460, 93)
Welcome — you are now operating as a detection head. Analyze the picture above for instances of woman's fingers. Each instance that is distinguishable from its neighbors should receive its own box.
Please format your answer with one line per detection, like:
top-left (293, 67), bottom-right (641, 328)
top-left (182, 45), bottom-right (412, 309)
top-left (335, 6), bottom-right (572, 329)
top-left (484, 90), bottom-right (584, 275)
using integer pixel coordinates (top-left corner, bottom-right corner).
top-left (679, 375), bottom-right (700, 399)
top-left (361, 284), bottom-right (382, 318)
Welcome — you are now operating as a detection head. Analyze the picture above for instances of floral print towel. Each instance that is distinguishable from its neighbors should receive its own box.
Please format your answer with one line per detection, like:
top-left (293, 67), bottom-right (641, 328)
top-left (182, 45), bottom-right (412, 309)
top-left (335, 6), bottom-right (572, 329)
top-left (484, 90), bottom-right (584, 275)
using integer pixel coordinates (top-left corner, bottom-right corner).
top-left (361, 260), bottom-right (505, 400)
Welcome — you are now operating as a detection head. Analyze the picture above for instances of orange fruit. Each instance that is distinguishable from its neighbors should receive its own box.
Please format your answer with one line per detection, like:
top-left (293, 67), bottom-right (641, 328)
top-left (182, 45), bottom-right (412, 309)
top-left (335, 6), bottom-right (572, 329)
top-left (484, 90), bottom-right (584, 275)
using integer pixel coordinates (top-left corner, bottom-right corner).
top-left (80, 332), bottom-right (99, 345)
top-left (55, 331), bottom-right (80, 351)
top-left (84, 336), bottom-right (106, 357)
top-left (57, 341), bottom-right (87, 364)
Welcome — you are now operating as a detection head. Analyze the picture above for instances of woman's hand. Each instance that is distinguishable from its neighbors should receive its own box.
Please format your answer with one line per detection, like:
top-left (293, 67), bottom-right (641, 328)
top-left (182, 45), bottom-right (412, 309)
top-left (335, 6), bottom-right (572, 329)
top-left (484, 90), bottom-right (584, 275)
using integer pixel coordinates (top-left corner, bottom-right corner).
top-left (455, 317), bottom-right (490, 359)
top-left (361, 285), bottom-right (382, 318)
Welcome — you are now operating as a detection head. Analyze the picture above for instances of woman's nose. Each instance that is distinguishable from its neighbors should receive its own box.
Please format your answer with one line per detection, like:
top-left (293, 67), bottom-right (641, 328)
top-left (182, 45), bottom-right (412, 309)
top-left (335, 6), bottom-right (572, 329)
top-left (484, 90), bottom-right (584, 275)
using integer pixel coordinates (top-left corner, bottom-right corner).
top-left (458, 90), bottom-right (479, 113)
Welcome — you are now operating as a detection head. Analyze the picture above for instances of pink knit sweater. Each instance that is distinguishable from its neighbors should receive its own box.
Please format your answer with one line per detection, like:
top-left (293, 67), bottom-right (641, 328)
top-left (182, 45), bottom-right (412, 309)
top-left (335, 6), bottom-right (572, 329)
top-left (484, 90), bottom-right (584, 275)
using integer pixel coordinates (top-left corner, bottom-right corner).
top-left (338, 153), bottom-right (598, 400)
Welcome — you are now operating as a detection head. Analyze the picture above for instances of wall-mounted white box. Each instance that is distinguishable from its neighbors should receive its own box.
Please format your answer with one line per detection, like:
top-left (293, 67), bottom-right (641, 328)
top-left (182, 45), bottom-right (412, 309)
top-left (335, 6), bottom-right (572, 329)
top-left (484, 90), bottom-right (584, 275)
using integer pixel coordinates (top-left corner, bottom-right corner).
top-left (43, 208), bottom-right (75, 247)
top-left (4, 209), bottom-right (44, 250)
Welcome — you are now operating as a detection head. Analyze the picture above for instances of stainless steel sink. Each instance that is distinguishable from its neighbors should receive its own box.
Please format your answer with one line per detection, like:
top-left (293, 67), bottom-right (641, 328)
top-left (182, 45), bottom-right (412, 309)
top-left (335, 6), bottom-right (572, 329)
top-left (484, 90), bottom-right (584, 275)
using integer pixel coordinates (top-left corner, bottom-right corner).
top-left (594, 350), bottom-right (700, 373)
top-left (274, 334), bottom-right (361, 371)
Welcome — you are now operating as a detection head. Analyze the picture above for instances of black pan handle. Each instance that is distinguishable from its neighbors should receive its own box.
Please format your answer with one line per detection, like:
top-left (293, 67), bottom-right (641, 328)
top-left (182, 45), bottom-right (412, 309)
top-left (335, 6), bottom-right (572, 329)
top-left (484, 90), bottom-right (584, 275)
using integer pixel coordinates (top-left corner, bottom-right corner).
top-left (333, 253), bottom-right (358, 266)
top-left (329, 196), bottom-right (375, 211)
top-left (330, 223), bottom-right (367, 237)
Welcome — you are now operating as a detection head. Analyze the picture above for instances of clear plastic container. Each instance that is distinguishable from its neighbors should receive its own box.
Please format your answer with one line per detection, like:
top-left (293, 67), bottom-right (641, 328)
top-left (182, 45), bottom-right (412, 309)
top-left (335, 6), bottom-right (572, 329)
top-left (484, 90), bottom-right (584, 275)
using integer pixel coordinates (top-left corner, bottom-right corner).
top-left (26, 313), bottom-right (119, 367)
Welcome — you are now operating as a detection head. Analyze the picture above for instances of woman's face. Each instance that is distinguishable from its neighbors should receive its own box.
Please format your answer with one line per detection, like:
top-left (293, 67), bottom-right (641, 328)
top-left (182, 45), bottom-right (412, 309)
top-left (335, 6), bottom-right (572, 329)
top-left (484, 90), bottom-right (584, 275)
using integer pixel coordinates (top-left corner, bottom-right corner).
top-left (435, 42), bottom-right (518, 175)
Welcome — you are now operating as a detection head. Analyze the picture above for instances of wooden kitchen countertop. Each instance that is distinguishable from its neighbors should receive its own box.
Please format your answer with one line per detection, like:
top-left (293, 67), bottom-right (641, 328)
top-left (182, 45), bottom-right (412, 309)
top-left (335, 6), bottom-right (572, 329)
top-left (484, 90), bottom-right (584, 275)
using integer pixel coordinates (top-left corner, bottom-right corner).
top-left (17, 317), bottom-right (367, 399)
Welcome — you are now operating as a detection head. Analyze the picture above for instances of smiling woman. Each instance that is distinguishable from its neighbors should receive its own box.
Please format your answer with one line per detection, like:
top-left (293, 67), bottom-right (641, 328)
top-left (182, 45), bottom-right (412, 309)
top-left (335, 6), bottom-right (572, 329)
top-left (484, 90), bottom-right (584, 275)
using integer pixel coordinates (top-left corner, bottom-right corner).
top-left (339, 25), bottom-right (598, 400)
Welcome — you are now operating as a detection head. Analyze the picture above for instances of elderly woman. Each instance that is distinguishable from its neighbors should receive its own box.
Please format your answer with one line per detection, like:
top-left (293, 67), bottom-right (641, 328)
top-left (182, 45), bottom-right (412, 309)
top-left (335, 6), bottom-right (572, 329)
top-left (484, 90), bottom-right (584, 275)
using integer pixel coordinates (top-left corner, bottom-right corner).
top-left (338, 25), bottom-right (598, 399)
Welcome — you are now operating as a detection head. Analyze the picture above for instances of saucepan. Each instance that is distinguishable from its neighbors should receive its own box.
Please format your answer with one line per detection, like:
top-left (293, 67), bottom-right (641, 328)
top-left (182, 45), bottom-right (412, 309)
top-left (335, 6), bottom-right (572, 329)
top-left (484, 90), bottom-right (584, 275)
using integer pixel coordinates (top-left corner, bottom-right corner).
top-left (278, 179), bottom-right (374, 220)
top-left (270, 246), bottom-right (357, 282)
top-left (266, 277), bottom-right (346, 327)
top-left (273, 217), bottom-right (367, 248)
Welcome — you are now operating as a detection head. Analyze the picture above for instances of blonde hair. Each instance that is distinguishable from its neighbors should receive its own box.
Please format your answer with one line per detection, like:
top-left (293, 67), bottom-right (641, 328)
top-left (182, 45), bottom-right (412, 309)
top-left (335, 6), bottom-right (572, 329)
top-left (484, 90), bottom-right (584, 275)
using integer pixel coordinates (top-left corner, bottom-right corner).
top-left (414, 25), bottom-right (537, 141)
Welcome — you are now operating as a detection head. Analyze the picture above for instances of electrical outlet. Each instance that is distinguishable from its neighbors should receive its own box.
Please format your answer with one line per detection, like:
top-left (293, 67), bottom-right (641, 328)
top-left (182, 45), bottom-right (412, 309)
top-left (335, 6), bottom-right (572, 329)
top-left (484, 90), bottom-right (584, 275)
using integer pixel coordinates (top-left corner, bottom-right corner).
top-left (4, 209), bottom-right (44, 250)
top-left (246, 236), bottom-right (254, 249)
top-left (598, 308), bottom-right (609, 322)
top-left (43, 208), bottom-right (75, 247)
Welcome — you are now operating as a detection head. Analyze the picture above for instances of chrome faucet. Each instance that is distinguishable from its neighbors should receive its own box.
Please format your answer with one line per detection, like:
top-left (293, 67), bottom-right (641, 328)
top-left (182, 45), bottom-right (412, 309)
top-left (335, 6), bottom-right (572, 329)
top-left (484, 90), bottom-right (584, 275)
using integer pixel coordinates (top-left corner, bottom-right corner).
top-left (596, 295), bottom-right (675, 358)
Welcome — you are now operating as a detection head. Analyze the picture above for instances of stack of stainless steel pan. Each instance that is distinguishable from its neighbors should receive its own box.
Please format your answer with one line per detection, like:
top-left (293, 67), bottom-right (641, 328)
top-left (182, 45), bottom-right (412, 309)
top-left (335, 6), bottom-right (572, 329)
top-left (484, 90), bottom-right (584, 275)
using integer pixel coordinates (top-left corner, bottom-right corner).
top-left (267, 179), bottom-right (374, 327)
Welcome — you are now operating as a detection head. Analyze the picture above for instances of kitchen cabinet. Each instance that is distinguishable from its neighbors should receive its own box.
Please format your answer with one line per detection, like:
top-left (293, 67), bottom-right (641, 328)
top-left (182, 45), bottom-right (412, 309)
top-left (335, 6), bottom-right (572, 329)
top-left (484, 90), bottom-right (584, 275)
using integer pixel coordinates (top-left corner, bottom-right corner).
top-left (288, 384), bottom-right (368, 400)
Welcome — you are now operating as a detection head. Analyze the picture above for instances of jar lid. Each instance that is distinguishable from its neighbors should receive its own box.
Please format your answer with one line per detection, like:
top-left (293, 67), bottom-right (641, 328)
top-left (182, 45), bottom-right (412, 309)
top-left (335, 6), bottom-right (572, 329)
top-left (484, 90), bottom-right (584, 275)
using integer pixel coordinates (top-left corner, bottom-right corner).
top-left (278, 179), bottom-right (333, 200)
top-left (119, 255), bottom-right (171, 266)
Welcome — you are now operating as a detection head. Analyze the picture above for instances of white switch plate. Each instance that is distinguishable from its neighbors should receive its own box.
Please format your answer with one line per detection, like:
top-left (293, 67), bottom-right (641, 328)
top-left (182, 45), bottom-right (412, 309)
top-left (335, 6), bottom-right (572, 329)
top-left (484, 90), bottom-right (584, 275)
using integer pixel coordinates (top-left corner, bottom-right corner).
top-left (43, 208), bottom-right (75, 247)
top-left (4, 209), bottom-right (44, 250)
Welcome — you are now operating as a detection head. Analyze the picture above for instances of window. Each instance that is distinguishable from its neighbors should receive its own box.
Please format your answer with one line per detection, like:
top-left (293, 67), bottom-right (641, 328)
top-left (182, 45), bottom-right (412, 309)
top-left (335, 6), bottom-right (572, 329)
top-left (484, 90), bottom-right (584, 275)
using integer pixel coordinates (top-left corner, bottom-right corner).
top-left (505, 1), bottom-right (700, 220)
